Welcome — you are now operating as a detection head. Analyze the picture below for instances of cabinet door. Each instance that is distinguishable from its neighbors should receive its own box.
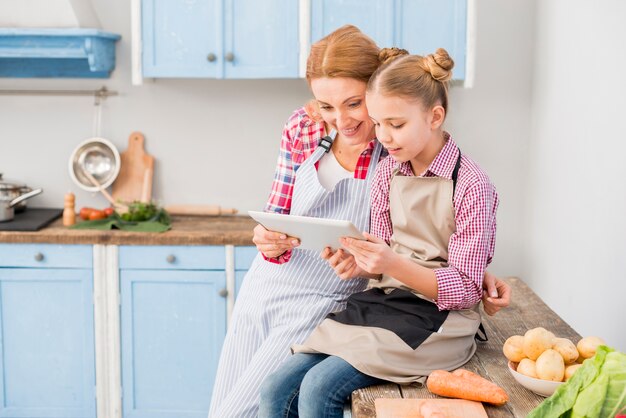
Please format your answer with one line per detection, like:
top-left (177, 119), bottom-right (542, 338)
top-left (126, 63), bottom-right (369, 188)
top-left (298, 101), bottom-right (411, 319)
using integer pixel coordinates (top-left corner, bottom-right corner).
top-left (0, 268), bottom-right (96, 418)
top-left (311, 0), bottom-right (467, 80)
top-left (311, 0), bottom-right (394, 47)
top-left (223, 0), bottom-right (299, 78)
top-left (395, 0), bottom-right (467, 80)
top-left (143, 0), bottom-right (221, 77)
top-left (234, 246), bottom-right (258, 298)
top-left (121, 269), bottom-right (226, 418)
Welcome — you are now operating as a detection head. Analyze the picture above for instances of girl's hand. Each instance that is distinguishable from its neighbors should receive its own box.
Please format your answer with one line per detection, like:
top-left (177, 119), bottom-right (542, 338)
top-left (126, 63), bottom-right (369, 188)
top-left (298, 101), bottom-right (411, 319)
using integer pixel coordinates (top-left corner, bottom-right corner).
top-left (340, 232), bottom-right (395, 275)
top-left (481, 271), bottom-right (511, 316)
top-left (321, 247), bottom-right (364, 280)
top-left (252, 223), bottom-right (300, 258)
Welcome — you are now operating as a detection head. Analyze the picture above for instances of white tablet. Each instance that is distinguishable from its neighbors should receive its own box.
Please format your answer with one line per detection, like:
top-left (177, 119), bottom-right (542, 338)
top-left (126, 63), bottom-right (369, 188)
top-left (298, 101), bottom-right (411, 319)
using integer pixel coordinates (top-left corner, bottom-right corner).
top-left (248, 211), bottom-right (364, 252)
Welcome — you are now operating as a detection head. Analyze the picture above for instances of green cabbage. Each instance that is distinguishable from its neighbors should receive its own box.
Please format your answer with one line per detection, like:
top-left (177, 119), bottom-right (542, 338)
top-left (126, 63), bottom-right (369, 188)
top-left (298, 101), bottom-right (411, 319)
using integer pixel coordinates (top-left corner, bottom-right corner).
top-left (599, 351), bottom-right (626, 417)
top-left (527, 345), bottom-right (626, 418)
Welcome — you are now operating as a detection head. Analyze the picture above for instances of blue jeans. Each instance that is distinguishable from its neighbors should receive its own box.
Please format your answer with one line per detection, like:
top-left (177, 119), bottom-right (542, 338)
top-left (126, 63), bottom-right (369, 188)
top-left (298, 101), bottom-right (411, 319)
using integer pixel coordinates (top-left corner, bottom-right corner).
top-left (258, 353), bottom-right (384, 418)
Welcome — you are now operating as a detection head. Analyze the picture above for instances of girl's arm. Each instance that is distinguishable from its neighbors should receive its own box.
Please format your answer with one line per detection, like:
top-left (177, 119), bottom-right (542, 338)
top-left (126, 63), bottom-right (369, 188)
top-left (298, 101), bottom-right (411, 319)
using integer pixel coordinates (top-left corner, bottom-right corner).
top-left (434, 181), bottom-right (499, 310)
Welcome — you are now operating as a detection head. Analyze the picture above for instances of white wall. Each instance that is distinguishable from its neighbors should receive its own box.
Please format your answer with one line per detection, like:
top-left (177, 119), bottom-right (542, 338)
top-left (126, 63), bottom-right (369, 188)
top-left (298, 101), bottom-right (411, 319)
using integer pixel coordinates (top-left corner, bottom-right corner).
top-left (526, 0), bottom-right (626, 350)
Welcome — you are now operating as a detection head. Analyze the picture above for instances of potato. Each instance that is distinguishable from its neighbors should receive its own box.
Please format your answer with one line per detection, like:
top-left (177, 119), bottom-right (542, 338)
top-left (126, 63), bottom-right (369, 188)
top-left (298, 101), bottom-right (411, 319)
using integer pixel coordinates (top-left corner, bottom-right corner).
top-left (552, 337), bottom-right (579, 364)
top-left (564, 363), bottom-right (582, 381)
top-left (577, 336), bottom-right (606, 359)
top-left (523, 327), bottom-right (555, 360)
top-left (503, 335), bottom-right (526, 362)
top-left (536, 349), bottom-right (565, 382)
top-left (517, 358), bottom-right (538, 378)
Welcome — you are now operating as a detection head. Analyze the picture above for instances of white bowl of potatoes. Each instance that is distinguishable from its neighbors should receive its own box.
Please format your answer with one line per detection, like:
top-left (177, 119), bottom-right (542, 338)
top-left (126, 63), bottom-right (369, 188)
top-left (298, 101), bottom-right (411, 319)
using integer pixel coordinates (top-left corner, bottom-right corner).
top-left (503, 327), bottom-right (605, 397)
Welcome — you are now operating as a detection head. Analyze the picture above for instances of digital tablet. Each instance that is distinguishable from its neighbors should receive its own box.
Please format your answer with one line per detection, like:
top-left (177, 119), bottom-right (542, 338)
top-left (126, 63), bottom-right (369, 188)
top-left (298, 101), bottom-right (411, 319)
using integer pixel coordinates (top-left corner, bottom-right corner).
top-left (248, 211), bottom-right (364, 252)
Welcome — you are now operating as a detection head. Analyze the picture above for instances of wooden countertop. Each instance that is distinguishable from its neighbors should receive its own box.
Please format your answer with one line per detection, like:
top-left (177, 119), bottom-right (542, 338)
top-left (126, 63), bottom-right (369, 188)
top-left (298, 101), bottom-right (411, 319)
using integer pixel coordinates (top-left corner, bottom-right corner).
top-left (351, 277), bottom-right (581, 418)
top-left (0, 215), bottom-right (257, 246)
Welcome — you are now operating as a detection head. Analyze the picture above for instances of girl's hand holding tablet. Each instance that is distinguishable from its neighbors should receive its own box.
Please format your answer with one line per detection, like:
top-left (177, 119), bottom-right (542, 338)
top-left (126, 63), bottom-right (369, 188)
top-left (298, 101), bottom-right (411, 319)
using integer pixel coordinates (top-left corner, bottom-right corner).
top-left (321, 247), bottom-right (364, 280)
top-left (322, 232), bottom-right (393, 280)
top-left (340, 232), bottom-right (395, 276)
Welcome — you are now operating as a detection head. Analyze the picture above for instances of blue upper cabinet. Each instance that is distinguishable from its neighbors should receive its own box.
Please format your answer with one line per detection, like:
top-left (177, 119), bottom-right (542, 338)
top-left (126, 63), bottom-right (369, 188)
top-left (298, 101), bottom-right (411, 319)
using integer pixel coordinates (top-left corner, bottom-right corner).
top-left (311, 0), bottom-right (467, 80)
top-left (142, 0), bottom-right (220, 77)
top-left (311, 0), bottom-right (394, 48)
top-left (142, 0), bottom-right (299, 78)
top-left (223, 0), bottom-right (299, 78)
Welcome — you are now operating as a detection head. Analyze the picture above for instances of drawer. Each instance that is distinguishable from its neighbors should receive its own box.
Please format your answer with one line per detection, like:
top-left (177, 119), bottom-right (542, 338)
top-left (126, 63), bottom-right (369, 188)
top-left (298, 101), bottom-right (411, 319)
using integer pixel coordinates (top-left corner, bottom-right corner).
top-left (0, 244), bottom-right (92, 269)
top-left (119, 246), bottom-right (226, 270)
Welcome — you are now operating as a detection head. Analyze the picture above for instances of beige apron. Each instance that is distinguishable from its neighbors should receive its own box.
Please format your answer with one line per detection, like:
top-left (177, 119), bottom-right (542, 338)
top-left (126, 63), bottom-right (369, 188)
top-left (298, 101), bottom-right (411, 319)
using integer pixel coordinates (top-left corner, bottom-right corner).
top-left (293, 151), bottom-right (482, 383)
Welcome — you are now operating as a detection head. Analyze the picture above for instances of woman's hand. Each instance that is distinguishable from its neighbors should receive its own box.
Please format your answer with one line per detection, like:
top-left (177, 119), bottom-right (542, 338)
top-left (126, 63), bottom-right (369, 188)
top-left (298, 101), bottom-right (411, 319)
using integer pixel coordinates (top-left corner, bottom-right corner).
top-left (321, 247), bottom-right (364, 280)
top-left (340, 232), bottom-right (395, 275)
top-left (481, 271), bottom-right (511, 316)
top-left (252, 224), bottom-right (300, 258)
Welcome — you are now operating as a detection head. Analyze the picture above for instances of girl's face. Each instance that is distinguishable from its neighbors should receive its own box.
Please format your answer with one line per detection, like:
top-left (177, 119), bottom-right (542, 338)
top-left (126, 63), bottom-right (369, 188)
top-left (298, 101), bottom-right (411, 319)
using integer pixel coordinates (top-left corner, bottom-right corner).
top-left (310, 77), bottom-right (375, 145)
top-left (366, 90), bottom-right (444, 165)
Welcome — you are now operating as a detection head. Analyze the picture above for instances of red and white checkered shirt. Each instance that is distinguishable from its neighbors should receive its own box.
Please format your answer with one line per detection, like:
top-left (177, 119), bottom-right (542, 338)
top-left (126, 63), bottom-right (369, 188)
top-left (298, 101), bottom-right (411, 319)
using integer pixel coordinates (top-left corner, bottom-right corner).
top-left (370, 135), bottom-right (499, 311)
top-left (263, 107), bottom-right (380, 264)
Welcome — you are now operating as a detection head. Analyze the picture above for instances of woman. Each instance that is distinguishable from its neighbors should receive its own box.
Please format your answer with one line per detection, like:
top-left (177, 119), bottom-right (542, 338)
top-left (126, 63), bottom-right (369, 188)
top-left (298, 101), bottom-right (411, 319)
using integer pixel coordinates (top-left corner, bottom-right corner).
top-left (208, 25), bottom-right (509, 418)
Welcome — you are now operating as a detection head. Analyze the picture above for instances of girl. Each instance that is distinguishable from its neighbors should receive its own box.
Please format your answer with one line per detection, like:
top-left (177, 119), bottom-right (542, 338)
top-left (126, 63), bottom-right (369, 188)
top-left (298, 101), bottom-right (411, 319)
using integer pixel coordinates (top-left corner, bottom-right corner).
top-left (259, 47), bottom-right (499, 418)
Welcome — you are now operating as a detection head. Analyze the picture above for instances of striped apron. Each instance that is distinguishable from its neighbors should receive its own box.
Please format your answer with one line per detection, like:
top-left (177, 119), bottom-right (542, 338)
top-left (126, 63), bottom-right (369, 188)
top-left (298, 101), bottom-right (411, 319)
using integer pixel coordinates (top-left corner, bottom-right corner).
top-left (294, 150), bottom-right (482, 384)
top-left (208, 138), bottom-right (383, 418)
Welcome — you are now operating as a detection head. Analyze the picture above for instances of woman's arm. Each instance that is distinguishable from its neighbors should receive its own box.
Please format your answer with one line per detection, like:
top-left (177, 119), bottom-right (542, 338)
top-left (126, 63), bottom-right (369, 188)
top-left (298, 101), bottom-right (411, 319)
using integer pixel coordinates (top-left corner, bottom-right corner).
top-left (259, 110), bottom-right (308, 262)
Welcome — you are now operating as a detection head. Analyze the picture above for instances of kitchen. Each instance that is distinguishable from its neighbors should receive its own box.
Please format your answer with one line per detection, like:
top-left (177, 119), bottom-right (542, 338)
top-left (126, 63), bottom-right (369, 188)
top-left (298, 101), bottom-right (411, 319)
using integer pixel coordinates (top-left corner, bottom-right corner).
top-left (1, 0), bottom-right (625, 417)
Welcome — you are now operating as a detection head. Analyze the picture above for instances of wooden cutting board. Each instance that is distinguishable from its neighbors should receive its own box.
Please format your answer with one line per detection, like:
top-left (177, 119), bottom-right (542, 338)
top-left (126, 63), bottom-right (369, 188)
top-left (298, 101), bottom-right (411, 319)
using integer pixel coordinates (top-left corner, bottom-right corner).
top-left (112, 132), bottom-right (154, 203)
top-left (375, 398), bottom-right (488, 418)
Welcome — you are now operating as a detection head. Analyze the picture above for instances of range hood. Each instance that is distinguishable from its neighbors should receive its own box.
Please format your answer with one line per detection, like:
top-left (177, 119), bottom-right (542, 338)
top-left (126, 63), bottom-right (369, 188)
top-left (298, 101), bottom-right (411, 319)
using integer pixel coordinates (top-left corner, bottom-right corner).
top-left (0, 0), bottom-right (121, 78)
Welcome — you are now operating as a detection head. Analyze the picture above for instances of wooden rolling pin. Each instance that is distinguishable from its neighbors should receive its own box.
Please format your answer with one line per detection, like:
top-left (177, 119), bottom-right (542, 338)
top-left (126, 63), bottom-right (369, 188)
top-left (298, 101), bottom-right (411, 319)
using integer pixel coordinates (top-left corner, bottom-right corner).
top-left (165, 205), bottom-right (238, 216)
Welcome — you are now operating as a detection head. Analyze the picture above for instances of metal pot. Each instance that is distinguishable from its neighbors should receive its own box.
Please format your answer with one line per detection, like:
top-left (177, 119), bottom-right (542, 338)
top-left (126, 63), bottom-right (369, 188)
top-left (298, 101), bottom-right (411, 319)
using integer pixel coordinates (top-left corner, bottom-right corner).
top-left (0, 188), bottom-right (43, 222)
top-left (0, 174), bottom-right (33, 212)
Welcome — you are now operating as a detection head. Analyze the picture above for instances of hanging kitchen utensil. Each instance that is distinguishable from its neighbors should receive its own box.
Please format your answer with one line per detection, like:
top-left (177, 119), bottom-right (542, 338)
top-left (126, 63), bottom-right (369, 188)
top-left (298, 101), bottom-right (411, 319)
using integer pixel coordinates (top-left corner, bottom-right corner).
top-left (0, 188), bottom-right (43, 222)
top-left (111, 132), bottom-right (154, 204)
top-left (69, 98), bottom-right (121, 193)
top-left (69, 137), bottom-right (121, 192)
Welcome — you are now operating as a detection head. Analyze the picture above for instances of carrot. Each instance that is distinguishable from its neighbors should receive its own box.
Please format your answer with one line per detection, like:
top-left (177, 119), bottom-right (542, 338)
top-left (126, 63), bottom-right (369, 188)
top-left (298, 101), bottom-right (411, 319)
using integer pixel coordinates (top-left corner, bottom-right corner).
top-left (426, 369), bottom-right (509, 405)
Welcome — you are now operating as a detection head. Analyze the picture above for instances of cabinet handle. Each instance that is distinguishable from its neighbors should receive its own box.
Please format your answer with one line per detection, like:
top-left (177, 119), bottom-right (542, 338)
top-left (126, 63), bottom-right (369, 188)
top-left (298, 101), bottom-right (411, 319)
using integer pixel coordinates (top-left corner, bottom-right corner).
top-left (207, 53), bottom-right (217, 62)
top-left (218, 288), bottom-right (228, 298)
top-left (225, 52), bottom-right (234, 62)
top-left (166, 254), bottom-right (176, 264)
top-left (34, 252), bottom-right (44, 262)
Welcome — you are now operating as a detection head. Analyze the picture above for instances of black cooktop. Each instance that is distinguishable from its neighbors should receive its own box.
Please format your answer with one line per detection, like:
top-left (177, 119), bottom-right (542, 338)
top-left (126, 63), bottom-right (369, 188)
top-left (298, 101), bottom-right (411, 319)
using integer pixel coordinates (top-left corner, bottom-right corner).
top-left (0, 208), bottom-right (63, 231)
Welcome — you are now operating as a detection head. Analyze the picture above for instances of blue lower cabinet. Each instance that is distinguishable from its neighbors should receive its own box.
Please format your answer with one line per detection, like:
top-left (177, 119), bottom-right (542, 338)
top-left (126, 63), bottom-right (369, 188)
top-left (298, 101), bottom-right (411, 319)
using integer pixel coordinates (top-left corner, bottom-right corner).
top-left (0, 267), bottom-right (96, 418)
top-left (234, 246), bottom-right (258, 298)
top-left (120, 268), bottom-right (227, 418)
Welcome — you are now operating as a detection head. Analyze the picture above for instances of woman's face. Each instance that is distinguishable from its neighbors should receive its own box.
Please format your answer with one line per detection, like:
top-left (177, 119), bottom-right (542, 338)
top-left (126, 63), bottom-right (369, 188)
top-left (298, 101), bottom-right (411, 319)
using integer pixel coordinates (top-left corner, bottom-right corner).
top-left (310, 77), bottom-right (375, 145)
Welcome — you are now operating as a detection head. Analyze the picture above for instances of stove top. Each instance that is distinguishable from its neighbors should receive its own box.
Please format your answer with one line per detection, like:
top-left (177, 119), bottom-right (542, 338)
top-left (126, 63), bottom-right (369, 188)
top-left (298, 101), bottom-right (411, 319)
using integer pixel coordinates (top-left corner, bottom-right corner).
top-left (0, 208), bottom-right (63, 231)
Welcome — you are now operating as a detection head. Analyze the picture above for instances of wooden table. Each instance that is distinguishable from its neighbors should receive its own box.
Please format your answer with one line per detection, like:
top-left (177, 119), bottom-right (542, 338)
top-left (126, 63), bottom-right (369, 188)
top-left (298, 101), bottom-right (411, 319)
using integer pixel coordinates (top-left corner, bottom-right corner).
top-left (351, 277), bottom-right (580, 417)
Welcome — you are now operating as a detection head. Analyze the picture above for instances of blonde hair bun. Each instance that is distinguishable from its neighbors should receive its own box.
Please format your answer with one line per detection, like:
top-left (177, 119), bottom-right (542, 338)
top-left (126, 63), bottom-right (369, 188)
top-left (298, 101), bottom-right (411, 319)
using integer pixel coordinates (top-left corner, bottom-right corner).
top-left (378, 47), bottom-right (409, 65)
top-left (424, 48), bottom-right (454, 82)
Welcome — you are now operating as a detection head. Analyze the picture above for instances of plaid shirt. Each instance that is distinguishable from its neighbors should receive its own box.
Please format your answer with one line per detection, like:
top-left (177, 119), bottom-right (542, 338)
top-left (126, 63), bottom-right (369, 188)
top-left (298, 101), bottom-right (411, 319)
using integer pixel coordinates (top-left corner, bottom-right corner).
top-left (263, 107), bottom-right (380, 264)
top-left (370, 135), bottom-right (499, 311)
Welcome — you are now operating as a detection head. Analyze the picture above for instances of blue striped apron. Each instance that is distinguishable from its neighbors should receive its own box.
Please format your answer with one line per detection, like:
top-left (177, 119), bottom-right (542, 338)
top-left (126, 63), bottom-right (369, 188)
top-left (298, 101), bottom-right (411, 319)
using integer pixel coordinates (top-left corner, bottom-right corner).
top-left (208, 138), bottom-right (383, 418)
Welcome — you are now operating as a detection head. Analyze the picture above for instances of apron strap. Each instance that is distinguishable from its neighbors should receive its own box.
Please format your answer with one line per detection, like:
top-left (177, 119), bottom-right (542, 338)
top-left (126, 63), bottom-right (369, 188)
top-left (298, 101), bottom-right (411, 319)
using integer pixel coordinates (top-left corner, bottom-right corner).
top-left (451, 149), bottom-right (462, 195)
top-left (318, 129), bottom-right (337, 153)
top-left (475, 322), bottom-right (488, 342)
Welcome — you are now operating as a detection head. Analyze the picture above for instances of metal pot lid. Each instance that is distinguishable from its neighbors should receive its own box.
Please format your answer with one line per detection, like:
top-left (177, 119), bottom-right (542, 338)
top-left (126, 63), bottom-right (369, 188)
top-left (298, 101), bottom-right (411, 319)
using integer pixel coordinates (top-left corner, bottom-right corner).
top-left (0, 173), bottom-right (26, 191)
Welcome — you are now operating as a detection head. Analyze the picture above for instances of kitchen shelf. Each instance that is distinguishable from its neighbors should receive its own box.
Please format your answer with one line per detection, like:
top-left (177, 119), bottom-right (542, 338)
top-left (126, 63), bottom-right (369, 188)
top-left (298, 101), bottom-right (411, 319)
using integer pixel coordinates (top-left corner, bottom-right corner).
top-left (0, 28), bottom-right (121, 78)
